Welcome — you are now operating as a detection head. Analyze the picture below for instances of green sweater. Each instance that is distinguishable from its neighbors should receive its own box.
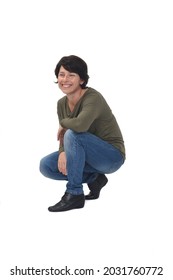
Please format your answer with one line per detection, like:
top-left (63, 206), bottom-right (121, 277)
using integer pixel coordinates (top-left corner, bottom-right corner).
top-left (57, 87), bottom-right (125, 158)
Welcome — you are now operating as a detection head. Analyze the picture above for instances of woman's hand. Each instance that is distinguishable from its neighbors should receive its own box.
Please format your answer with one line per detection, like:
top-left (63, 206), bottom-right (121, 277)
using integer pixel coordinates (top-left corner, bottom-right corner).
top-left (57, 126), bottom-right (67, 145)
top-left (58, 151), bottom-right (67, 175)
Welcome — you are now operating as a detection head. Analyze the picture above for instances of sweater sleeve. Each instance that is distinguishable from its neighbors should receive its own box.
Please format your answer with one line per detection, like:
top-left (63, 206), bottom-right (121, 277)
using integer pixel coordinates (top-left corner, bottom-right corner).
top-left (60, 94), bottom-right (101, 132)
top-left (57, 99), bottom-right (65, 154)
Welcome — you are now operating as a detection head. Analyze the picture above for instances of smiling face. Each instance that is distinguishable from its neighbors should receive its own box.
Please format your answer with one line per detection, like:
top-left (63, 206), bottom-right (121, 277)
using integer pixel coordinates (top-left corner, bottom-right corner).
top-left (57, 66), bottom-right (84, 95)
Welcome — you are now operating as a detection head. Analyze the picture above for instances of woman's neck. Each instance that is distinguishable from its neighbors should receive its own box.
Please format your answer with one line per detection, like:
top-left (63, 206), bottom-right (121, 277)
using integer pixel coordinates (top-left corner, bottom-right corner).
top-left (67, 88), bottom-right (86, 107)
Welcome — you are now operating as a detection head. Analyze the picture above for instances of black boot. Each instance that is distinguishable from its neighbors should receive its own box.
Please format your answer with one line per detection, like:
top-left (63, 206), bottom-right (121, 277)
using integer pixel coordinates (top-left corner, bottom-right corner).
top-left (48, 192), bottom-right (85, 212)
top-left (85, 174), bottom-right (108, 200)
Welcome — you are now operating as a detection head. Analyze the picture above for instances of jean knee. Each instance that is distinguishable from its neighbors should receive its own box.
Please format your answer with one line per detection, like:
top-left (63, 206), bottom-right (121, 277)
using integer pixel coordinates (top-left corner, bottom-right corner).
top-left (64, 129), bottom-right (75, 139)
top-left (64, 129), bottom-right (76, 146)
top-left (39, 157), bottom-right (47, 176)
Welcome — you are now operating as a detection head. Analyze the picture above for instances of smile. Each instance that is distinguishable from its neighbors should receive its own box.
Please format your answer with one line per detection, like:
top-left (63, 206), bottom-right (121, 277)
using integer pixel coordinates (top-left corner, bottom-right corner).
top-left (62, 84), bottom-right (72, 88)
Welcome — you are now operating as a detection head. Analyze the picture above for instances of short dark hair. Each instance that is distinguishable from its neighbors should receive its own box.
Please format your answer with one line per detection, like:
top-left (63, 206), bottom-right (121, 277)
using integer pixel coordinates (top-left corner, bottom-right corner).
top-left (55, 55), bottom-right (89, 89)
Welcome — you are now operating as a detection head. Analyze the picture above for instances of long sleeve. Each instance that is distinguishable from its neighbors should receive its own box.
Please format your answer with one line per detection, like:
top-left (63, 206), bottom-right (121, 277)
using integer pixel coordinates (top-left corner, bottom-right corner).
top-left (60, 94), bottom-right (101, 132)
top-left (58, 128), bottom-right (67, 154)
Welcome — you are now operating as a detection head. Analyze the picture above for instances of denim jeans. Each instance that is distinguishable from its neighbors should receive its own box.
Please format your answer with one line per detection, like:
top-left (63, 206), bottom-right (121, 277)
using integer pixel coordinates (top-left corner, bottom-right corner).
top-left (39, 130), bottom-right (124, 195)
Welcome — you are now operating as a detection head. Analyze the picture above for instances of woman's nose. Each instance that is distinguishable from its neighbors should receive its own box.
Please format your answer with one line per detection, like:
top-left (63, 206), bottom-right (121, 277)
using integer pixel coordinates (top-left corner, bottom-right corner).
top-left (62, 75), bottom-right (70, 81)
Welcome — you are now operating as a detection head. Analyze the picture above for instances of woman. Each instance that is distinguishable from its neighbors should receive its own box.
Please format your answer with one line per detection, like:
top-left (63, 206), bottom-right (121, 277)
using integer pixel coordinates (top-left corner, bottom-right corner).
top-left (40, 55), bottom-right (125, 212)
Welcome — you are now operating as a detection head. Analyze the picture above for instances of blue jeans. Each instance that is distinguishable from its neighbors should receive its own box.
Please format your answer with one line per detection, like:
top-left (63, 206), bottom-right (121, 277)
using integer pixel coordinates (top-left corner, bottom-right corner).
top-left (39, 130), bottom-right (124, 195)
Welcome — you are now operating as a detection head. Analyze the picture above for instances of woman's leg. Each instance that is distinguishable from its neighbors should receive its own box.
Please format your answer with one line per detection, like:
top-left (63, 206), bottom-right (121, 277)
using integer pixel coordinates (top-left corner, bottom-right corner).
top-left (39, 130), bottom-right (124, 211)
top-left (39, 151), bottom-right (98, 183)
top-left (64, 130), bottom-right (124, 195)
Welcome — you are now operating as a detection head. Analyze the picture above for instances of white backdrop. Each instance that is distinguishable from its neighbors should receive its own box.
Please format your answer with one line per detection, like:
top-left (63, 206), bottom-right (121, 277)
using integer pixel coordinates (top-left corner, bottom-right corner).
top-left (0, 0), bottom-right (173, 279)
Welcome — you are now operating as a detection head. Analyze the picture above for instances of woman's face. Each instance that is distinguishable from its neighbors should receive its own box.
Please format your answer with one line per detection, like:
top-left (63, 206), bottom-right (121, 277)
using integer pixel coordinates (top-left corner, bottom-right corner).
top-left (57, 66), bottom-right (84, 95)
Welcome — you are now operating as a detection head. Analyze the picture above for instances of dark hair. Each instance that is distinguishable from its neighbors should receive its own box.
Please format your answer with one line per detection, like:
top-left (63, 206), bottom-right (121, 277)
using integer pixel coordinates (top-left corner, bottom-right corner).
top-left (55, 55), bottom-right (89, 89)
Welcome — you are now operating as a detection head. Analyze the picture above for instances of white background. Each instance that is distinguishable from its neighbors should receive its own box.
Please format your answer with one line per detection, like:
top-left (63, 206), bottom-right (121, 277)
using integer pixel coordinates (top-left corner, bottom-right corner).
top-left (0, 0), bottom-right (173, 279)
